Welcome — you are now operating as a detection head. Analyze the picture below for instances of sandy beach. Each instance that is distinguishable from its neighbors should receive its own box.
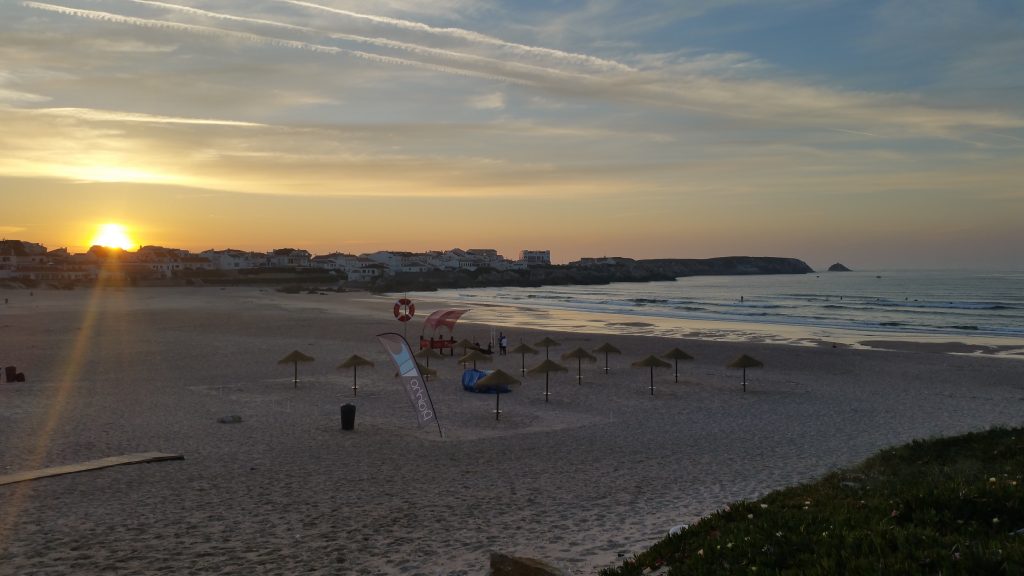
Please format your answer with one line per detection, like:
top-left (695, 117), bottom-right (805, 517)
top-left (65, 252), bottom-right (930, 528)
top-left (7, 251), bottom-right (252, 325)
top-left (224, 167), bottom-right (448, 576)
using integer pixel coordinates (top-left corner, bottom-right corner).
top-left (1, 287), bottom-right (1023, 575)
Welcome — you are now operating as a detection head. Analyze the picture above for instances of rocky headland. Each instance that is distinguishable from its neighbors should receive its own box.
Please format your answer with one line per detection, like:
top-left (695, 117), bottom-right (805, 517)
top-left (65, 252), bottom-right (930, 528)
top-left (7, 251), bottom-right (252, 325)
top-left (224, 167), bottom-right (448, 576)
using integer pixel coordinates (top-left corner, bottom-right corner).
top-left (369, 256), bottom-right (814, 293)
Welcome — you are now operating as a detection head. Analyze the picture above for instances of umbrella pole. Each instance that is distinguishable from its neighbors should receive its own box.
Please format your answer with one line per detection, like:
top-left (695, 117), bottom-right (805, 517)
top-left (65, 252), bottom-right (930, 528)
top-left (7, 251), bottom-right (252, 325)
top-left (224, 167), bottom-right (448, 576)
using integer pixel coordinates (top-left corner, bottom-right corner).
top-left (293, 361), bottom-right (298, 388)
top-left (674, 359), bottom-right (679, 383)
top-left (577, 357), bottom-right (582, 385)
top-left (495, 392), bottom-right (501, 421)
top-left (743, 367), bottom-right (747, 392)
top-left (353, 366), bottom-right (358, 397)
top-left (521, 353), bottom-right (525, 375)
top-left (650, 366), bottom-right (655, 396)
top-left (545, 373), bottom-right (550, 403)
top-left (604, 352), bottom-right (609, 374)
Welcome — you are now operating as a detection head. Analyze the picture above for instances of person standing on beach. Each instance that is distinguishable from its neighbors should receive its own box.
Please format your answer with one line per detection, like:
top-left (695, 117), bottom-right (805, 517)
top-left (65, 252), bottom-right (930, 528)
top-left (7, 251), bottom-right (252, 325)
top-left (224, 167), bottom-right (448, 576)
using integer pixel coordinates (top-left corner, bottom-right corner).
top-left (499, 333), bottom-right (508, 355)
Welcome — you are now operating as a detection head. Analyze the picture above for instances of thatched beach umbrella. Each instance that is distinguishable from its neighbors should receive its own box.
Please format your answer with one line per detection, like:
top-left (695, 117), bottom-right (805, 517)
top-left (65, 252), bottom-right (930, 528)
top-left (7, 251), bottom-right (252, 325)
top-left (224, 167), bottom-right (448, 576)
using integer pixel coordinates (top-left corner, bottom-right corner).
top-left (534, 336), bottom-right (561, 359)
top-left (278, 350), bottom-right (314, 388)
top-left (593, 342), bottom-right (622, 374)
top-left (728, 354), bottom-right (763, 392)
top-left (337, 354), bottom-right (374, 397)
top-left (418, 362), bottom-right (438, 378)
top-left (455, 338), bottom-right (475, 357)
top-left (509, 342), bottom-right (538, 375)
top-left (527, 359), bottom-right (568, 403)
top-left (632, 355), bottom-right (671, 396)
top-left (561, 347), bottom-right (597, 385)
top-left (458, 349), bottom-right (493, 370)
top-left (415, 346), bottom-right (443, 369)
top-left (663, 348), bottom-right (694, 384)
top-left (475, 369), bottom-right (521, 421)
top-left (394, 361), bottom-right (437, 379)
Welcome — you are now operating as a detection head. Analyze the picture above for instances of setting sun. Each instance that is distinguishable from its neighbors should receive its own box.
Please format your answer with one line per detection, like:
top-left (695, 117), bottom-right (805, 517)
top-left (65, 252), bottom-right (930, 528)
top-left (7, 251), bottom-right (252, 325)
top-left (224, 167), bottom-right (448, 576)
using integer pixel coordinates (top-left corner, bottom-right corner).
top-left (90, 223), bottom-right (137, 251)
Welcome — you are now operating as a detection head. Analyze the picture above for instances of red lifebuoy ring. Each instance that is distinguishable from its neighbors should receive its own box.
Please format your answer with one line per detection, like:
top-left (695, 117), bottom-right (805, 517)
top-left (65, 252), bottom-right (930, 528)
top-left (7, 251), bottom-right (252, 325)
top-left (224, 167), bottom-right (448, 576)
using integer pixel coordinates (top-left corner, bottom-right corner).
top-left (393, 298), bottom-right (415, 322)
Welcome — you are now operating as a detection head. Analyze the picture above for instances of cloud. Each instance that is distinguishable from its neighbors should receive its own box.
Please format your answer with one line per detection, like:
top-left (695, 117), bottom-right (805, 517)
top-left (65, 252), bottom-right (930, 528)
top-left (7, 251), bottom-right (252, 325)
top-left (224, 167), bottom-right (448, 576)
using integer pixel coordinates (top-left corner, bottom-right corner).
top-left (0, 70), bottom-right (52, 104)
top-left (526, 0), bottom-right (814, 46)
top-left (0, 88), bottom-right (51, 104)
top-left (3, 101), bottom-right (1019, 205)
top-left (20, 0), bottom-right (1022, 140)
top-left (468, 91), bottom-right (505, 110)
top-left (85, 37), bottom-right (178, 52)
top-left (4, 0), bottom-right (1022, 216)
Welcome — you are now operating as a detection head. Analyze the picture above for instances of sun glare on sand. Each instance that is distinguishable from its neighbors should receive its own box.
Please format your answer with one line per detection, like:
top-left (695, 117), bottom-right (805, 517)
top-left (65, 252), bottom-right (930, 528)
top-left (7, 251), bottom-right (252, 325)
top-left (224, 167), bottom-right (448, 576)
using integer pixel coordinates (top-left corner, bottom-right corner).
top-left (90, 223), bottom-right (137, 251)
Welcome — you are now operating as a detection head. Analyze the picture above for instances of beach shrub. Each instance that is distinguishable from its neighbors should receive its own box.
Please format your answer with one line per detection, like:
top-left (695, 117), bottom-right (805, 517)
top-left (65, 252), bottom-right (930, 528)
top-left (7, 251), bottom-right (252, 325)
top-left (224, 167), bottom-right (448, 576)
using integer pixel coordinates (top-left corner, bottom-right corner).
top-left (601, 427), bottom-right (1024, 576)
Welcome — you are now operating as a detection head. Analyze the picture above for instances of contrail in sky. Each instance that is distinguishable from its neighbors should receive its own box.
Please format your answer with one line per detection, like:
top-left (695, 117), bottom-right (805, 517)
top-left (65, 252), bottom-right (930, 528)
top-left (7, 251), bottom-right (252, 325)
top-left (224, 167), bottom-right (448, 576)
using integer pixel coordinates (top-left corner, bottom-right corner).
top-left (281, 0), bottom-right (635, 73)
top-left (28, 107), bottom-right (268, 126)
top-left (22, 2), bottom-right (525, 84)
top-left (829, 127), bottom-right (879, 137)
top-left (120, 0), bottom-right (603, 84)
top-left (124, 0), bottom-right (311, 32)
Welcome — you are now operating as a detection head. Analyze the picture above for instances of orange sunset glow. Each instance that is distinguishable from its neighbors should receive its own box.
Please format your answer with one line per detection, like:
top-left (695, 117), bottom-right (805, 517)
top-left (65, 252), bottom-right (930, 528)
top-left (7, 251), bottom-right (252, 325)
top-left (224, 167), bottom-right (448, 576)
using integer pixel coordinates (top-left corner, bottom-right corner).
top-left (89, 223), bottom-right (137, 251)
top-left (1, 1), bottom-right (1022, 269)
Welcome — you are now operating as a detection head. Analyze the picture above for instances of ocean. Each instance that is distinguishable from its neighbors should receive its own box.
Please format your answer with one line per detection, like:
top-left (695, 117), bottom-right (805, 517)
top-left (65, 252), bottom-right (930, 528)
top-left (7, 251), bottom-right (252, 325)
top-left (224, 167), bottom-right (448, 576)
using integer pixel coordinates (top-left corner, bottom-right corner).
top-left (412, 270), bottom-right (1024, 349)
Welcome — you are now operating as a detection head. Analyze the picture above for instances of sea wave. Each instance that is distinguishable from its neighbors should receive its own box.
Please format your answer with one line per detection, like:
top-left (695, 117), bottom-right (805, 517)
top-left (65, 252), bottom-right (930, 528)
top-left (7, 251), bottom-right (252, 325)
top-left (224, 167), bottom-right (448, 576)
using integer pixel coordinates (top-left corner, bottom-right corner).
top-left (420, 271), bottom-right (1024, 340)
top-left (873, 300), bottom-right (1015, 311)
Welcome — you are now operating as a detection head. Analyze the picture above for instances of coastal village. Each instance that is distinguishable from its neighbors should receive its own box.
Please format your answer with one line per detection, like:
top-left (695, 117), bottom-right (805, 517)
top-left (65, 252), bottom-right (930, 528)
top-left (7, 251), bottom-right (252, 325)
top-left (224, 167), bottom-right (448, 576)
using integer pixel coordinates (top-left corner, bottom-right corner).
top-left (0, 239), bottom-right (556, 285)
top-left (0, 238), bottom-right (814, 291)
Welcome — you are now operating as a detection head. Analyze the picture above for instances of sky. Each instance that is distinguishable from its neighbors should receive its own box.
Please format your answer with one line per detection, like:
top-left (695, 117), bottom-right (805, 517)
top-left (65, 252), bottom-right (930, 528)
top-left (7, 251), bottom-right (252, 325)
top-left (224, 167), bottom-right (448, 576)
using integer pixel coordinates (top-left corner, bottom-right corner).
top-left (1, 0), bottom-right (1022, 269)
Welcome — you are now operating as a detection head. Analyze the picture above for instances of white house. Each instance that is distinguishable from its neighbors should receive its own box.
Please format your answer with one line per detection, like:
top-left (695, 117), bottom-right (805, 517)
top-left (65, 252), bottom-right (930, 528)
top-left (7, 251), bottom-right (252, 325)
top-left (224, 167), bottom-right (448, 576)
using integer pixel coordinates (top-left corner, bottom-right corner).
top-left (202, 249), bottom-right (266, 270)
top-left (492, 259), bottom-right (528, 271)
top-left (268, 248), bottom-right (311, 268)
top-left (362, 251), bottom-right (441, 275)
top-left (466, 248), bottom-right (527, 270)
top-left (519, 250), bottom-right (551, 266)
top-left (0, 240), bottom-right (48, 267)
top-left (447, 248), bottom-right (482, 271)
top-left (347, 258), bottom-right (388, 280)
top-left (309, 251), bottom-right (362, 270)
top-left (180, 256), bottom-right (214, 271)
top-left (424, 250), bottom-right (460, 271)
top-left (400, 261), bottom-right (433, 274)
top-left (362, 251), bottom-right (408, 271)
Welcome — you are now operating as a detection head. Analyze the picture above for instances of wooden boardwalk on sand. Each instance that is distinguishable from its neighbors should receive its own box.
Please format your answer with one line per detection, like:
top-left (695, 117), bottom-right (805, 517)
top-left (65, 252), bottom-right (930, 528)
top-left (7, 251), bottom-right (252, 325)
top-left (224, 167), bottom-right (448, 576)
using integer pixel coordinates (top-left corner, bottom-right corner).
top-left (0, 452), bottom-right (184, 486)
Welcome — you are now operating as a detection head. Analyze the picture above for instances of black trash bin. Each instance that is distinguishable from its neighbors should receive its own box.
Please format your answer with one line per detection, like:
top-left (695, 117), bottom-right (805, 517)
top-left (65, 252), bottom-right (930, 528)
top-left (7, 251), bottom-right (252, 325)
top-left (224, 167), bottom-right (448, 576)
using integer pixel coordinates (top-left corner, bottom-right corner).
top-left (5, 366), bottom-right (16, 382)
top-left (340, 403), bottom-right (356, 431)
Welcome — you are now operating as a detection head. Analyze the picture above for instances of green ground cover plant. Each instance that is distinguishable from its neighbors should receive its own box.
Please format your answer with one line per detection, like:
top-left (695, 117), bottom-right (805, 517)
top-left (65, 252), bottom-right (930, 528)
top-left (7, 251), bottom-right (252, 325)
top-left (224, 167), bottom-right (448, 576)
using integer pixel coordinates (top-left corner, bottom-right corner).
top-left (602, 427), bottom-right (1024, 575)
